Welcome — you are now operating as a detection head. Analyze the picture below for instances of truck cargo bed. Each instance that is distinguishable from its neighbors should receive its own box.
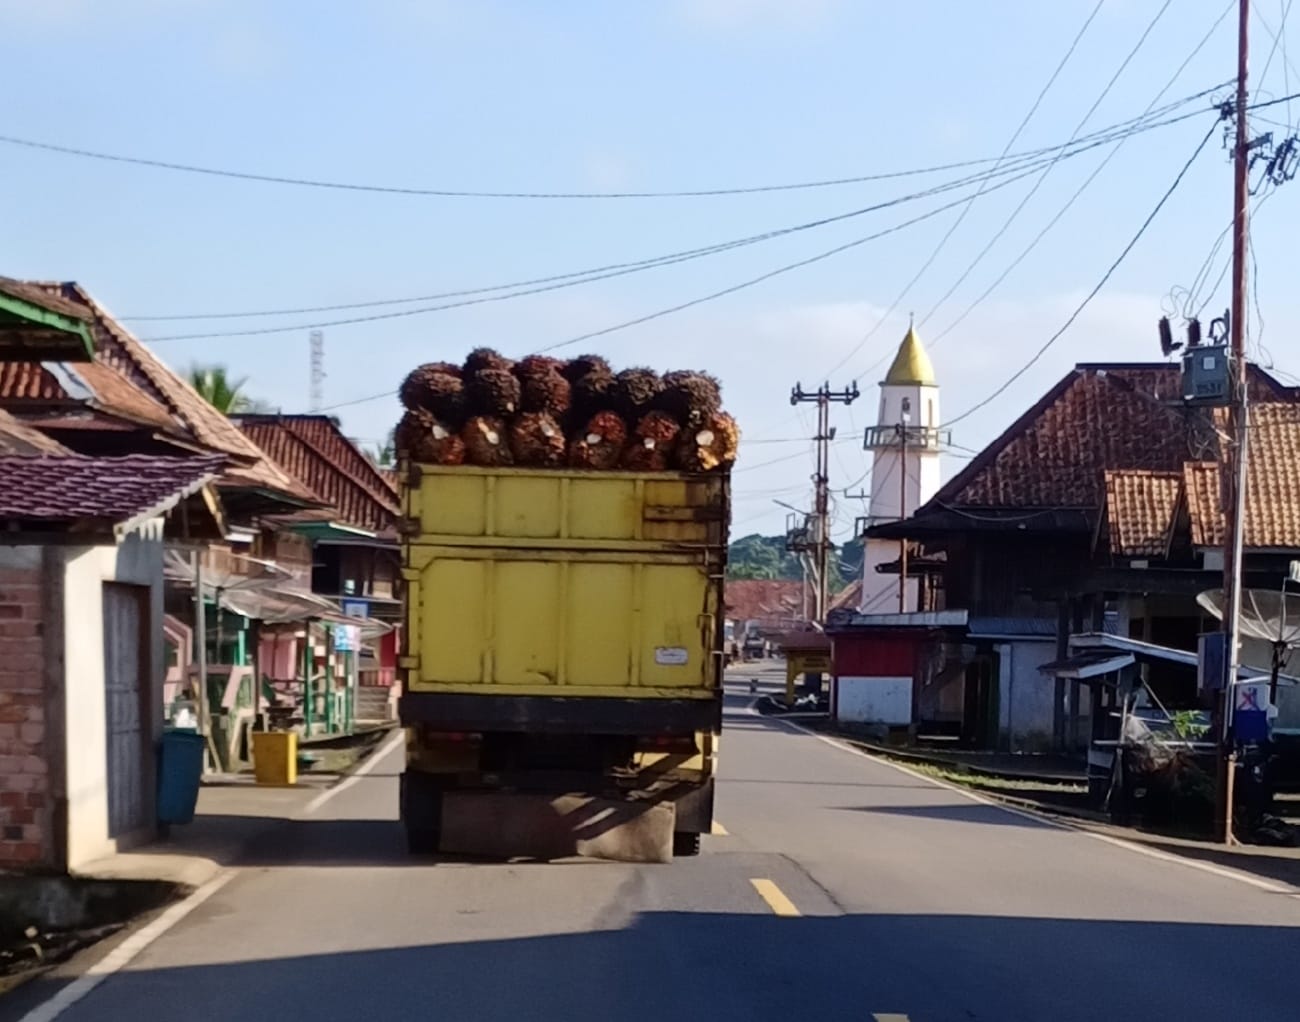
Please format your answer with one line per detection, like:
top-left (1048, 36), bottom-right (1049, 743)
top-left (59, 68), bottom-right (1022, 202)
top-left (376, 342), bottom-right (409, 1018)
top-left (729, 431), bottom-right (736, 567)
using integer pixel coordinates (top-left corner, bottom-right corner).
top-left (400, 464), bottom-right (728, 702)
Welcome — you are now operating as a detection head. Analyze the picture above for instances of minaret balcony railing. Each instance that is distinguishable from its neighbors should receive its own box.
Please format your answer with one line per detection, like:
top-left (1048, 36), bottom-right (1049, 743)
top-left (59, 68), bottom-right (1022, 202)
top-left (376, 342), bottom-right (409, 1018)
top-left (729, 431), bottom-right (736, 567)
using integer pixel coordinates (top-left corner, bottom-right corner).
top-left (863, 424), bottom-right (951, 450)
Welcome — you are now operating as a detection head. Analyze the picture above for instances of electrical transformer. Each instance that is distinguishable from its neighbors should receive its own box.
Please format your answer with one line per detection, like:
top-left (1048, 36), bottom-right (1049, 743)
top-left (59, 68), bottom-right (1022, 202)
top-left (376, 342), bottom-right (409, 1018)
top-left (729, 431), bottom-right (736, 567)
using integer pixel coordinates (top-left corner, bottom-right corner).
top-left (1181, 344), bottom-right (1232, 407)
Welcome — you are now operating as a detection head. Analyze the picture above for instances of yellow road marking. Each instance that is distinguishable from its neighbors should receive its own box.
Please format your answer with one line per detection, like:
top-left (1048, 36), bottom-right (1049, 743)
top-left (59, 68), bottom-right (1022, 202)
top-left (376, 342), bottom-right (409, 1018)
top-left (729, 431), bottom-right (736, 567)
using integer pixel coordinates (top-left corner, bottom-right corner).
top-left (749, 878), bottom-right (799, 917)
top-left (711, 821), bottom-right (729, 835)
top-left (873, 1015), bottom-right (911, 1021)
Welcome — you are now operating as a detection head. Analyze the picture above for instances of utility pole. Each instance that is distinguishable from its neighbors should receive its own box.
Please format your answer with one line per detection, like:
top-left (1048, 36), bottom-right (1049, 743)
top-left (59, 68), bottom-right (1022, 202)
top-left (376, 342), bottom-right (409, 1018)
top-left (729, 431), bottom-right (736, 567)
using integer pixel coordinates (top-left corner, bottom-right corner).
top-left (1218, 0), bottom-right (1252, 845)
top-left (789, 381), bottom-right (860, 624)
top-left (898, 404), bottom-right (909, 612)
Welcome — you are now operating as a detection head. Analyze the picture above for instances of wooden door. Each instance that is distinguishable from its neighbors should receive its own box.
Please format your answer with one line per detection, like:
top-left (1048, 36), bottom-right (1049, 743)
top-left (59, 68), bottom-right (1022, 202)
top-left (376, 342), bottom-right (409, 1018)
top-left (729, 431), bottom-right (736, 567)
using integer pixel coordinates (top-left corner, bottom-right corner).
top-left (104, 583), bottom-right (150, 838)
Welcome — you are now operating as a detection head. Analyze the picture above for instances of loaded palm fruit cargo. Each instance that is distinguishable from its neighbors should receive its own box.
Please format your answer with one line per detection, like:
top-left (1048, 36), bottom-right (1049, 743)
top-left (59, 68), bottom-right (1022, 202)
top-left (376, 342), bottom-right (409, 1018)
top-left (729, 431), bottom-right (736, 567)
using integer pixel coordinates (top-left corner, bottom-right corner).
top-left (394, 351), bottom-right (738, 472)
top-left (394, 349), bottom-right (736, 864)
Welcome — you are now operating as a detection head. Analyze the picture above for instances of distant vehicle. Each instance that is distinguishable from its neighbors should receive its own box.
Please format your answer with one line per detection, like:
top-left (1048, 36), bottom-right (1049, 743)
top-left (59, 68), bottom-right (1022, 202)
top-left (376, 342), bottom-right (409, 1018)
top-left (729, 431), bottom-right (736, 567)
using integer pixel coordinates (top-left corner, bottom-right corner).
top-left (742, 631), bottom-right (768, 660)
top-left (723, 621), bottom-right (740, 666)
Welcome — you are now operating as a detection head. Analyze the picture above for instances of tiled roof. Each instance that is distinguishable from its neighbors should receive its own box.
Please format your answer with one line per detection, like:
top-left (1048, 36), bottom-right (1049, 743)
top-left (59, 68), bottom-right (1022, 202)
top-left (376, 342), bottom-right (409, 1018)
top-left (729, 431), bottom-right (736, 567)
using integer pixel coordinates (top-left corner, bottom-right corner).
top-left (1102, 469), bottom-right (1181, 557)
top-left (0, 410), bottom-right (70, 455)
top-left (0, 277), bottom-right (91, 322)
top-left (930, 363), bottom-right (1294, 512)
top-left (235, 415), bottom-right (399, 533)
top-left (1180, 404), bottom-right (1300, 549)
top-left (724, 580), bottom-right (806, 624)
top-left (0, 281), bottom-right (317, 506)
top-left (1182, 461), bottom-right (1220, 548)
top-left (0, 454), bottom-right (223, 531)
top-left (828, 578), bottom-right (863, 613)
top-left (0, 362), bottom-right (64, 401)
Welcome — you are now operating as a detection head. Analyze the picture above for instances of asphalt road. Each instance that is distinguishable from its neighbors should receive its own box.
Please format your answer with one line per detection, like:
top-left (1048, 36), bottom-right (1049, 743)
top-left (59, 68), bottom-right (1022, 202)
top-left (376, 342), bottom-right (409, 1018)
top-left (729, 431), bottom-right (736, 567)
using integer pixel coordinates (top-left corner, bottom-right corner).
top-left (19, 667), bottom-right (1300, 1021)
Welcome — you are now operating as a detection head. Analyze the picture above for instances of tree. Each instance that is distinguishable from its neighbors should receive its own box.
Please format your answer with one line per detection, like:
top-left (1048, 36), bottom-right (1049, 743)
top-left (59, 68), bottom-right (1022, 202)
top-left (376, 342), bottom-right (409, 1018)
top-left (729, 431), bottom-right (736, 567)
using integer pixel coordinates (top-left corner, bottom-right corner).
top-left (188, 364), bottom-right (272, 414)
top-left (370, 428), bottom-right (396, 467)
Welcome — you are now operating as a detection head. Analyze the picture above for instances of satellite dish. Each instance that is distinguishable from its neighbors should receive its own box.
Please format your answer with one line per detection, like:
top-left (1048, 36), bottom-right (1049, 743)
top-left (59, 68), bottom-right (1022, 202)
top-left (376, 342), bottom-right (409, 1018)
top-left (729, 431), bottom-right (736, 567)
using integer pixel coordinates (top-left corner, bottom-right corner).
top-left (1196, 588), bottom-right (1300, 647)
top-left (1198, 588), bottom-right (1300, 702)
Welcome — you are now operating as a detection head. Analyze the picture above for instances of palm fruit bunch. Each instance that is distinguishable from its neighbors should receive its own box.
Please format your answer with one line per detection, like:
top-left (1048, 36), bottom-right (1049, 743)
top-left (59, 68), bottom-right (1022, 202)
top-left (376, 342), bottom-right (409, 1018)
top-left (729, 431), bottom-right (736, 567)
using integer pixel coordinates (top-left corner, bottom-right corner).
top-left (569, 362), bottom-right (617, 423)
top-left (464, 347), bottom-right (513, 374)
top-left (509, 412), bottom-right (566, 467)
top-left (621, 411), bottom-right (681, 471)
top-left (462, 416), bottom-right (513, 467)
top-left (559, 354), bottom-right (609, 383)
top-left (614, 367), bottom-right (663, 419)
top-left (568, 410), bottom-right (627, 470)
top-left (399, 362), bottom-right (466, 426)
top-left (655, 370), bottom-right (722, 426)
top-left (674, 411), bottom-right (740, 471)
top-left (397, 350), bottom-right (736, 472)
top-left (514, 354), bottom-right (563, 378)
top-left (514, 355), bottom-right (571, 418)
top-left (465, 367), bottom-right (522, 417)
top-left (394, 408), bottom-right (465, 465)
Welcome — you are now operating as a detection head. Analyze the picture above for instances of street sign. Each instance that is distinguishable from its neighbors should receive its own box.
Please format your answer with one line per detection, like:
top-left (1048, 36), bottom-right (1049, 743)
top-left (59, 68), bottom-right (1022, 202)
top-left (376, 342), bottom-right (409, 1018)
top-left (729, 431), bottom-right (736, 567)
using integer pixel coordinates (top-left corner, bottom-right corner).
top-left (1235, 681), bottom-right (1270, 743)
top-left (334, 624), bottom-right (361, 652)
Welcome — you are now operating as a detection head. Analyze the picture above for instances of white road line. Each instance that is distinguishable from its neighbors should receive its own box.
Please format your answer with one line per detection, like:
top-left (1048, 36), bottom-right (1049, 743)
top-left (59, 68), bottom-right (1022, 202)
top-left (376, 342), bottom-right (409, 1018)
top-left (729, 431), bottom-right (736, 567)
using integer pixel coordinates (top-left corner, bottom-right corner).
top-left (299, 728), bottom-right (405, 817)
top-left (17, 871), bottom-right (236, 1022)
top-left (760, 712), bottom-right (1300, 898)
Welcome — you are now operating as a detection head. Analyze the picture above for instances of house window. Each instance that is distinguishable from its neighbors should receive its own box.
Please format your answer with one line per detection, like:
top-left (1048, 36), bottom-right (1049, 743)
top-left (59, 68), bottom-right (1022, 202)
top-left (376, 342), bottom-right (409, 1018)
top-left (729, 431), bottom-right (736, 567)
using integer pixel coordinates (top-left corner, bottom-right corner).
top-left (928, 399), bottom-right (934, 425)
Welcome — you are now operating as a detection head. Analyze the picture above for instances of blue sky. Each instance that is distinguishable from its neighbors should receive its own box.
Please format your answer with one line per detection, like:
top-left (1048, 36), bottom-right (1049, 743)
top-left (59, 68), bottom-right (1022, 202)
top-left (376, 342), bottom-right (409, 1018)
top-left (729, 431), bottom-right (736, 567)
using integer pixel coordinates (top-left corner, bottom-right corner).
top-left (3, 0), bottom-right (1297, 538)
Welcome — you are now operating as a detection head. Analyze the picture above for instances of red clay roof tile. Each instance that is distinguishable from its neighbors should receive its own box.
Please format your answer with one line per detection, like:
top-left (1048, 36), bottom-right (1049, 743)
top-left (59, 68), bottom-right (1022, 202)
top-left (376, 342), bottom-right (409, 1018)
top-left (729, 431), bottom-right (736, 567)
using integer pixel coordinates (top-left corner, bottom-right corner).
top-left (1102, 469), bottom-right (1181, 557)
top-left (0, 454), bottom-right (222, 526)
top-left (932, 364), bottom-right (1294, 512)
top-left (235, 415), bottom-right (398, 532)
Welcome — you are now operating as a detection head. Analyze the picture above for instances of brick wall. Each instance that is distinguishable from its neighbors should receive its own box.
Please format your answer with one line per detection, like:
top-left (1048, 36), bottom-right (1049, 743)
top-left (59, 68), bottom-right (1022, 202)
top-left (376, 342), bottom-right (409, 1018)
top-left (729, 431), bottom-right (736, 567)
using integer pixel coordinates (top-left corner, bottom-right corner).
top-left (0, 558), bottom-right (53, 869)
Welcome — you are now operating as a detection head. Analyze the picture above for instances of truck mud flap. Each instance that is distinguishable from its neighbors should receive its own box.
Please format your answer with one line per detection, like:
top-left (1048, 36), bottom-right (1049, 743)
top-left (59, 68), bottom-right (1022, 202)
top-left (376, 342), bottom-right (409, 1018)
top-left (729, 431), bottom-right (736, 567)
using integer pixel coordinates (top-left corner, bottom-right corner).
top-left (668, 776), bottom-right (715, 836)
top-left (440, 792), bottom-right (675, 864)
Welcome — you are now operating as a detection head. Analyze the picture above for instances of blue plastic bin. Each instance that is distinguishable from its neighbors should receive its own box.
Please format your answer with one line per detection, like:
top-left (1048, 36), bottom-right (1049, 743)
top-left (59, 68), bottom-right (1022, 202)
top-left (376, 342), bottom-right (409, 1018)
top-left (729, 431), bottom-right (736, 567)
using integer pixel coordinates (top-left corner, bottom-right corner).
top-left (157, 730), bottom-right (206, 825)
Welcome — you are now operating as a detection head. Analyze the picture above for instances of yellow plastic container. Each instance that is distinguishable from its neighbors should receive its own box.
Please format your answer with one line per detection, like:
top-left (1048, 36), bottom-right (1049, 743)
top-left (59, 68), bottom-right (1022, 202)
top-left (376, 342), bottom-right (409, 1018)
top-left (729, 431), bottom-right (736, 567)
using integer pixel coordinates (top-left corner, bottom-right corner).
top-left (252, 730), bottom-right (298, 787)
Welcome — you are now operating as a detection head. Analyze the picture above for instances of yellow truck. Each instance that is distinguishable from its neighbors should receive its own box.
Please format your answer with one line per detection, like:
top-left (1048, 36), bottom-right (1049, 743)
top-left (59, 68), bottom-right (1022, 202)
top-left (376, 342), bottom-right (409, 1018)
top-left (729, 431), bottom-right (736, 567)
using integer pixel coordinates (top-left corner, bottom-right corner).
top-left (398, 463), bottom-right (730, 861)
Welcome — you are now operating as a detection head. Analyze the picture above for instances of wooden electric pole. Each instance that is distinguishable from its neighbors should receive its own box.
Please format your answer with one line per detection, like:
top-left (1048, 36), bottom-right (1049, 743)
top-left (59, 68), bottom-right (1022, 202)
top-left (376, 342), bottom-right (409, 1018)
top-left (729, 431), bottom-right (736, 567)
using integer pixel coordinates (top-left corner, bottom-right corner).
top-left (1217, 0), bottom-right (1252, 846)
top-left (790, 382), bottom-right (860, 624)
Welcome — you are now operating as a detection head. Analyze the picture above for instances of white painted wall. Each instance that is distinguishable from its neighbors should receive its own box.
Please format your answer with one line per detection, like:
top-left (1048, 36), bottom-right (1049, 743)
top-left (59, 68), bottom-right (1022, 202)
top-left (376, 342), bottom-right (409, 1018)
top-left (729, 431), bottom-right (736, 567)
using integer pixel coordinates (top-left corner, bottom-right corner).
top-left (61, 527), bottom-right (165, 869)
top-left (859, 541), bottom-right (916, 615)
top-left (862, 380), bottom-right (941, 614)
top-left (999, 641), bottom-right (1058, 752)
top-left (837, 675), bottom-right (912, 725)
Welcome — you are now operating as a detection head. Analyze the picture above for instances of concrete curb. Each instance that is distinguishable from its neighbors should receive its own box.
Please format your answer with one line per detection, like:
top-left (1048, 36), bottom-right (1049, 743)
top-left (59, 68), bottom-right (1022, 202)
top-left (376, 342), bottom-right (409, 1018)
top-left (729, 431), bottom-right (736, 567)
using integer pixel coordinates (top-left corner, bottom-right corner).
top-left (821, 730), bottom-right (1085, 785)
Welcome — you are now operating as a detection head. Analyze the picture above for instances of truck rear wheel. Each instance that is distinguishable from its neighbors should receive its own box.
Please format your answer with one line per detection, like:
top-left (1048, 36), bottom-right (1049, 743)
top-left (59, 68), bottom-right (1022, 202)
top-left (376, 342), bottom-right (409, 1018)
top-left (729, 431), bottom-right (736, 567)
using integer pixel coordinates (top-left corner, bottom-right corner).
top-left (673, 831), bottom-right (701, 857)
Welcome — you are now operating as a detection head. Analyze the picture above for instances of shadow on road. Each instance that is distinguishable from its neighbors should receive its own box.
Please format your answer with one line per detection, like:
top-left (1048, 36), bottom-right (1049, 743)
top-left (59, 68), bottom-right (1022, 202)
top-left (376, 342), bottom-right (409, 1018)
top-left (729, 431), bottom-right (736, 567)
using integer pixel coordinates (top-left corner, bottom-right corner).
top-left (5, 910), bottom-right (1295, 1021)
top-left (836, 803), bottom-right (1054, 828)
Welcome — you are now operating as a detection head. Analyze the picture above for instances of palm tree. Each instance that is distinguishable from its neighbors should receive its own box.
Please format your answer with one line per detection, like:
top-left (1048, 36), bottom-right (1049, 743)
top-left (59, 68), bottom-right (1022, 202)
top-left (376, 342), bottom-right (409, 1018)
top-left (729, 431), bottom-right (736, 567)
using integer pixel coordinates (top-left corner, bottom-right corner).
top-left (188, 364), bottom-right (271, 414)
top-left (370, 427), bottom-right (396, 467)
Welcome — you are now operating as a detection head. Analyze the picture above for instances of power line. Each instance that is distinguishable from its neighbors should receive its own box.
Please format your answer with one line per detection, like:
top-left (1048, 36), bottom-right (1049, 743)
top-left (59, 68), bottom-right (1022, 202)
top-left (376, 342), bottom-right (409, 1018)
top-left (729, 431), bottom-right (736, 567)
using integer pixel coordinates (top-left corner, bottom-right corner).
top-left (529, 158), bottom-right (1078, 357)
top-left (141, 127), bottom-right (1160, 342)
top-left (310, 98), bottom-right (1235, 416)
top-left (943, 118), bottom-right (1220, 430)
top-left (820, 0), bottom-right (1108, 377)
top-left (0, 101), bottom-right (1204, 203)
top-left (130, 101), bottom-right (1212, 330)
top-left (851, 9), bottom-right (1234, 382)
top-left (913, 0), bottom-right (1178, 331)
